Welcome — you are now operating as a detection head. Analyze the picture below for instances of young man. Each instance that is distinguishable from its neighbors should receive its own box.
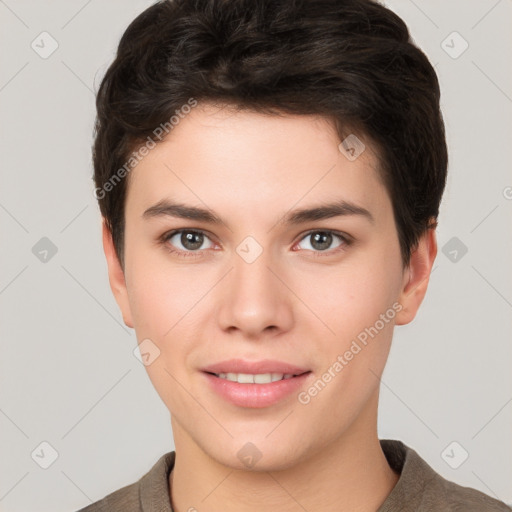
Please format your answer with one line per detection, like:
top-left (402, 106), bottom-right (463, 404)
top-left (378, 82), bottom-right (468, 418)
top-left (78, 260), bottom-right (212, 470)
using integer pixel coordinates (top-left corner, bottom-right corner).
top-left (79, 0), bottom-right (510, 510)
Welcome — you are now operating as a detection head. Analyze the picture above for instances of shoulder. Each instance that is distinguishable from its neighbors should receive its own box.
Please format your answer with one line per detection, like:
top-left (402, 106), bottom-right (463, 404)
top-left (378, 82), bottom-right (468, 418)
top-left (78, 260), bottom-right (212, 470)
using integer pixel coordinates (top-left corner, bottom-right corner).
top-left (424, 471), bottom-right (512, 511)
top-left (76, 480), bottom-right (139, 512)
top-left (74, 451), bottom-right (176, 512)
top-left (379, 439), bottom-right (511, 512)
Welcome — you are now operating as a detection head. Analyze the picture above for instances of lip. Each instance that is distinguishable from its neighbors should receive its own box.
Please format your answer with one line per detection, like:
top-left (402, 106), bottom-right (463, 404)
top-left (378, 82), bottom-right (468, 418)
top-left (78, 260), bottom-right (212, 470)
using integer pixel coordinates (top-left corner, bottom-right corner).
top-left (201, 358), bottom-right (310, 375)
top-left (202, 372), bottom-right (312, 408)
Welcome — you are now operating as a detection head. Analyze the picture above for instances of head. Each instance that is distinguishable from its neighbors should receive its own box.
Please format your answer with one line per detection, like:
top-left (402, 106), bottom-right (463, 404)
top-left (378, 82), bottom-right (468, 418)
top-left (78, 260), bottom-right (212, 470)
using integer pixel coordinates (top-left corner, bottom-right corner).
top-left (94, 0), bottom-right (446, 470)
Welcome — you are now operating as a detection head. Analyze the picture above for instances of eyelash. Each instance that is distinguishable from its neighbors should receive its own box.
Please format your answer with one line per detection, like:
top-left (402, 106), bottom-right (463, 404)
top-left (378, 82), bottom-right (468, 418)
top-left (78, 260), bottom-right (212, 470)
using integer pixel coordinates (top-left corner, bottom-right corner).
top-left (159, 228), bottom-right (353, 260)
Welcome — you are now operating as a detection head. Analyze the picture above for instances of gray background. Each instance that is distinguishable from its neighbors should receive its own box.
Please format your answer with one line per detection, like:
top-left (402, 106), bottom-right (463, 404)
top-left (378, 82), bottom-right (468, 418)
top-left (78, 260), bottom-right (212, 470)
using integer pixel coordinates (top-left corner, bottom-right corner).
top-left (0, 0), bottom-right (511, 510)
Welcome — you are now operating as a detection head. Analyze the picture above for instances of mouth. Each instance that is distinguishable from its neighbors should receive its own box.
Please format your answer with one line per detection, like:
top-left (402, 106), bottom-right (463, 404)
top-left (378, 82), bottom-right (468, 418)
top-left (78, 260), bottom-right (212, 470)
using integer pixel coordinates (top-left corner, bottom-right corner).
top-left (201, 363), bottom-right (313, 408)
top-left (201, 358), bottom-right (310, 376)
top-left (204, 371), bottom-right (310, 384)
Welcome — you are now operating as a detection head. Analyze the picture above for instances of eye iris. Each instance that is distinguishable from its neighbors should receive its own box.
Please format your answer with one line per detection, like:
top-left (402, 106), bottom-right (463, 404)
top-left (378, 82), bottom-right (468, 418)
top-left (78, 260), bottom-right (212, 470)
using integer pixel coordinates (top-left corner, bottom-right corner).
top-left (182, 231), bottom-right (203, 250)
top-left (311, 232), bottom-right (332, 251)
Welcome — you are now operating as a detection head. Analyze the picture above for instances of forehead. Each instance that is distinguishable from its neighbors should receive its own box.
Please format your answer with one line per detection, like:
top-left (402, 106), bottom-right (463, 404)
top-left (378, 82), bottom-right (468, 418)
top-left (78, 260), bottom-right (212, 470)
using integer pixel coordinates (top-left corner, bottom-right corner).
top-left (125, 103), bottom-right (390, 224)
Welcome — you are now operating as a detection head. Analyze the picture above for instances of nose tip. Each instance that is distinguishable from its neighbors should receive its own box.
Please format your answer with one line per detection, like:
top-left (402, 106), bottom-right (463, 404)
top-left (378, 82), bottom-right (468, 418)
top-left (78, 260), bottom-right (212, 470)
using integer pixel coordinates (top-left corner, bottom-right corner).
top-left (216, 249), bottom-right (294, 337)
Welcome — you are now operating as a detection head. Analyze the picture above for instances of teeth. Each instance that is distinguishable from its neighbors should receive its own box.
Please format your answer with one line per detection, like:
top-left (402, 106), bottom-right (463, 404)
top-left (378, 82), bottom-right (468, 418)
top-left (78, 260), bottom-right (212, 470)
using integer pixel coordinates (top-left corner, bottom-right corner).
top-left (216, 372), bottom-right (295, 383)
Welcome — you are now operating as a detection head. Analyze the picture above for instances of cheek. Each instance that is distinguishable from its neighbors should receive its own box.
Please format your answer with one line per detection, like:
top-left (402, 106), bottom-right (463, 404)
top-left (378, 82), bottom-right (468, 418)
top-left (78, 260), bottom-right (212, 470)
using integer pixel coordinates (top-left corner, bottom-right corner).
top-left (295, 262), bottom-right (399, 410)
top-left (294, 255), bottom-right (401, 340)
top-left (125, 243), bottom-right (200, 336)
top-left (128, 272), bottom-right (171, 337)
top-left (289, 248), bottom-right (403, 404)
top-left (126, 249), bottom-right (212, 385)
top-left (126, 255), bottom-right (200, 409)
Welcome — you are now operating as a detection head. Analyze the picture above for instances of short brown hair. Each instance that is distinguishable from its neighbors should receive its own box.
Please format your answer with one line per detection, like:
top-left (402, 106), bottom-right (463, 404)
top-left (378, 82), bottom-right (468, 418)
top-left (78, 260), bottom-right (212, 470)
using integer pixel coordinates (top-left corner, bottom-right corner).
top-left (93, 0), bottom-right (448, 269)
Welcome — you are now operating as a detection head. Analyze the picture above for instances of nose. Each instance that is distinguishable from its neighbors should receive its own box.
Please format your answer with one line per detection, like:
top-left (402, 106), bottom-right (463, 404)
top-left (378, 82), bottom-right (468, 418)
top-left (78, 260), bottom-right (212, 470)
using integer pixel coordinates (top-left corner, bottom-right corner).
top-left (216, 245), bottom-right (294, 339)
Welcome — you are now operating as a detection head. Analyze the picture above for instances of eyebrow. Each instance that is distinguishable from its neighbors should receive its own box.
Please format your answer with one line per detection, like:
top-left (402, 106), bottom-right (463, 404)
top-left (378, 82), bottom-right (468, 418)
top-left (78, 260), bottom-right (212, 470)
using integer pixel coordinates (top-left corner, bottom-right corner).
top-left (142, 199), bottom-right (374, 226)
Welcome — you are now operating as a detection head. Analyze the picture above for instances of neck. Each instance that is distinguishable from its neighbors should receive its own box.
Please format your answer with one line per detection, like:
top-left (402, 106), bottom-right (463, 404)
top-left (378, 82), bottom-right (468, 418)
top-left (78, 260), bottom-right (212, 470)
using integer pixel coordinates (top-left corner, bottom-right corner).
top-left (169, 392), bottom-right (399, 512)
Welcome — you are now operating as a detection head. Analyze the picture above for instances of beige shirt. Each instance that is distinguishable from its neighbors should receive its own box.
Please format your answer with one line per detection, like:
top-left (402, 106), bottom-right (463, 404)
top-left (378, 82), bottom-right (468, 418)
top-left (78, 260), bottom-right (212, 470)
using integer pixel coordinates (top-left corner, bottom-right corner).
top-left (76, 439), bottom-right (511, 511)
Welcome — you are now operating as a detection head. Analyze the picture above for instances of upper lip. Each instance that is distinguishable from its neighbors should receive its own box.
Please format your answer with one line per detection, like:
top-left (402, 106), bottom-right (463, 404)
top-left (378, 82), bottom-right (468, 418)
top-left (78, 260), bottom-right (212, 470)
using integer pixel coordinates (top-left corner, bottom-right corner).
top-left (201, 359), bottom-right (310, 375)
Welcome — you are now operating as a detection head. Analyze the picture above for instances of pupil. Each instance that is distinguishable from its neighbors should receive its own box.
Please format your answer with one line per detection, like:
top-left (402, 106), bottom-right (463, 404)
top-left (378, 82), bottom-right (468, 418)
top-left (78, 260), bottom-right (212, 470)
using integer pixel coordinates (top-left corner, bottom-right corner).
top-left (311, 232), bottom-right (331, 251)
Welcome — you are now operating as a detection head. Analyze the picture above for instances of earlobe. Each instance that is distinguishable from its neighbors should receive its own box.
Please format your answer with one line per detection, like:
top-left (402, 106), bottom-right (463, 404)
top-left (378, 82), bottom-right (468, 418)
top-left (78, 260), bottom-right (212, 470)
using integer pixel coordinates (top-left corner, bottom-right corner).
top-left (101, 219), bottom-right (134, 328)
top-left (395, 225), bottom-right (438, 326)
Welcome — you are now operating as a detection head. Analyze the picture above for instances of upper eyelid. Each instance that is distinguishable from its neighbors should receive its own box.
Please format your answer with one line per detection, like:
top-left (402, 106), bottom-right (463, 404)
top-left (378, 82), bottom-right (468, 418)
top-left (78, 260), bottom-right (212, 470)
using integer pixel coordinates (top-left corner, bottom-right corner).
top-left (300, 229), bottom-right (352, 241)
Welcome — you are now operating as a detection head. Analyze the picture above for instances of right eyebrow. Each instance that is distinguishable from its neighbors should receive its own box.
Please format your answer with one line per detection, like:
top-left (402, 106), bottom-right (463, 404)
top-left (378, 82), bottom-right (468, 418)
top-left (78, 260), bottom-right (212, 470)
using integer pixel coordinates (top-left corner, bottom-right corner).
top-left (142, 200), bottom-right (223, 224)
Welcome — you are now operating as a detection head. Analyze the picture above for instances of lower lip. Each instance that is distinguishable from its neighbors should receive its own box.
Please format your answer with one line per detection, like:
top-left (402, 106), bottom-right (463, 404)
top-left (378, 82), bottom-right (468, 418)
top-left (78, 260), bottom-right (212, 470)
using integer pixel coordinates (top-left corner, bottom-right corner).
top-left (202, 372), bottom-right (312, 408)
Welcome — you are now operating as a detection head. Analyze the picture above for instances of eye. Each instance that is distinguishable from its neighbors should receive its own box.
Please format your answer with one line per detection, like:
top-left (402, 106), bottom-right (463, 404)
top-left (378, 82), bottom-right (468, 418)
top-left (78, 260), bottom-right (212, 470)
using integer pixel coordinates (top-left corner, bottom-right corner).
top-left (294, 230), bottom-right (352, 255)
top-left (160, 229), bottom-right (215, 258)
top-left (159, 228), bottom-right (352, 259)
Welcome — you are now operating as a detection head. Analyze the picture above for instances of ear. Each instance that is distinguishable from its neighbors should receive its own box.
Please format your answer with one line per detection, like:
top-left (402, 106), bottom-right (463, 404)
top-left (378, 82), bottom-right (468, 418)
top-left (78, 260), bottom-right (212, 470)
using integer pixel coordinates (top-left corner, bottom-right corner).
top-left (102, 219), bottom-right (134, 328)
top-left (395, 224), bottom-right (438, 326)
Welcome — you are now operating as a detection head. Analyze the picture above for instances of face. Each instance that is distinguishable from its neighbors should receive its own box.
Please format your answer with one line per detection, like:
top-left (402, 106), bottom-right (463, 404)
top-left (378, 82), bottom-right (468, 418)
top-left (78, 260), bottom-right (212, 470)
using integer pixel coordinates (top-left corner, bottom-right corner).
top-left (104, 103), bottom-right (435, 471)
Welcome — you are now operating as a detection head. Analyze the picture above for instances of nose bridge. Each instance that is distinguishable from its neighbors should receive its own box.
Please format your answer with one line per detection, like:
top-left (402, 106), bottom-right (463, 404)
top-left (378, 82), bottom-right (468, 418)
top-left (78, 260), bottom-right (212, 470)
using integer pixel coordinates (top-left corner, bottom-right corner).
top-left (216, 237), bottom-right (292, 336)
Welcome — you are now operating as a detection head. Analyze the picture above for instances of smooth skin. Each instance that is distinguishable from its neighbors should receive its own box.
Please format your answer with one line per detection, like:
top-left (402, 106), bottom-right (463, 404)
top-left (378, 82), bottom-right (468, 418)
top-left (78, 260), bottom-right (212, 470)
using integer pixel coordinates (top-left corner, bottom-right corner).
top-left (102, 102), bottom-right (437, 512)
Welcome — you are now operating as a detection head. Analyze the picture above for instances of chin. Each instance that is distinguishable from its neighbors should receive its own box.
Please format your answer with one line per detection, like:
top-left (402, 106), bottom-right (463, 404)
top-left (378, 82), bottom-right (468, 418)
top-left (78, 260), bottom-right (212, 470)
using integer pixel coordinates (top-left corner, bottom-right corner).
top-left (204, 437), bottom-right (306, 473)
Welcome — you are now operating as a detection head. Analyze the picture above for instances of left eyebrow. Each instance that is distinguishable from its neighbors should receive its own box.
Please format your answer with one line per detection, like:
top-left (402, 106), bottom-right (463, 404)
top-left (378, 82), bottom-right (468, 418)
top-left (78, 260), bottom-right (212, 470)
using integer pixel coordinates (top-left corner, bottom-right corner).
top-left (281, 199), bottom-right (374, 226)
top-left (142, 198), bottom-right (374, 226)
